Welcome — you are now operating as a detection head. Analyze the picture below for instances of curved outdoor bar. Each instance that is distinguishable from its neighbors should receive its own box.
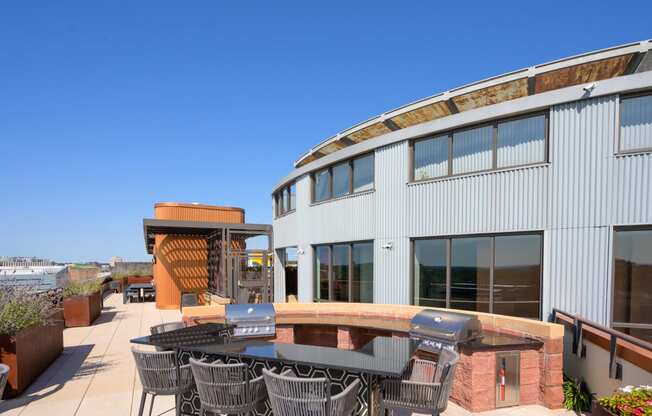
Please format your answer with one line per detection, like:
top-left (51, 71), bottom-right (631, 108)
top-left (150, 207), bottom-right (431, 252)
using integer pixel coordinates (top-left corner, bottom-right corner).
top-left (171, 303), bottom-right (565, 414)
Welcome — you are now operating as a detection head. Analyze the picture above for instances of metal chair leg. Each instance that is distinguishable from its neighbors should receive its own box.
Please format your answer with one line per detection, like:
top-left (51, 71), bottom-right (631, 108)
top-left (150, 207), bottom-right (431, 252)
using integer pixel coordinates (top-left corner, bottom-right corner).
top-left (175, 393), bottom-right (181, 416)
top-left (138, 391), bottom-right (147, 416)
top-left (148, 394), bottom-right (155, 416)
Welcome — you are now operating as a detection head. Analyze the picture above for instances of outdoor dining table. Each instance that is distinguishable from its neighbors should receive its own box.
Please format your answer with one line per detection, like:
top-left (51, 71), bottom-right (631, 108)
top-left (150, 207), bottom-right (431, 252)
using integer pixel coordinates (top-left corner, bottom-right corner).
top-left (126, 283), bottom-right (154, 303)
top-left (131, 324), bottom-right (419, 416)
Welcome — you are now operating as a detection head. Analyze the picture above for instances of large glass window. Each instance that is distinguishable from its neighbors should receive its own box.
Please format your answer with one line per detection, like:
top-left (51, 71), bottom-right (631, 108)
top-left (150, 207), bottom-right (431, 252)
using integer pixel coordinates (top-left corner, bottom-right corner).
top-left (315, 246), bottom-right (330, 301)
top-left (314, 241), bottom-right (373, 302)
top-left (452, 125), bottom-right (493, 175)
top-left (314, 169), bottom-right (330, 202)
top-left (413, 239), bottom-right (447, 307)
top-left (620, 93), bottom-right (652, 152)
top-left (413, 233), bottom-right (542, 319)
top-left (353, 154), bottom-right (374, 192)
top-left (493, 234), bottom-right (542, 319)
top-left (450, 237), bottom-right (491, 312)
top-left (497, 115), bottom-right (547, 168)
top-left (312, 154), bottom-right (374, 203)
top-left (274, 181), bottom-right (296, 218)
top-left (332, 162), bottom-right (350, 198)
top-left (352, 242), bottom-right (374, 302)
top-left (613, 227), bottom-right (652, 342)
top-left (289, 183), bottom-right (296, 211)
top-left (414, 135), bottom-right (448, 180)
top-left (411, 111), bottom-right (548, 181)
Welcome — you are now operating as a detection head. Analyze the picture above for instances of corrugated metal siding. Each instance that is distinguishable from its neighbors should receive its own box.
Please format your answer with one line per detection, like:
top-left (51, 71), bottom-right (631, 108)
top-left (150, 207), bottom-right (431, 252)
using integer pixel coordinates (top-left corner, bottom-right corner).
top-left (273, 92), bottom-right (652, 327)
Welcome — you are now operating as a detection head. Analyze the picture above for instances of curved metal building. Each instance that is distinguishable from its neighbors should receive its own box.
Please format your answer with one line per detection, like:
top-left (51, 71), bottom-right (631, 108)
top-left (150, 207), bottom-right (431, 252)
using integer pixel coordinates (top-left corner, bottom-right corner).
top-left (271, 40), bottom-right (652, 340)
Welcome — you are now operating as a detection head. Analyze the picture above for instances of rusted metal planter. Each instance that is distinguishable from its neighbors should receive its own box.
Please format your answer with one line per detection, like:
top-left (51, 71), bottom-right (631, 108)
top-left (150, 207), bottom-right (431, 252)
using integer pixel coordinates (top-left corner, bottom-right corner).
top-left (127, 275), bottom-right (153, 285)
top-left (63, 291), bottom-right (102, 327)
top-left (591, 402), bottom-right (618, 416)
top-left (0, 318), bottom-right (64, 398)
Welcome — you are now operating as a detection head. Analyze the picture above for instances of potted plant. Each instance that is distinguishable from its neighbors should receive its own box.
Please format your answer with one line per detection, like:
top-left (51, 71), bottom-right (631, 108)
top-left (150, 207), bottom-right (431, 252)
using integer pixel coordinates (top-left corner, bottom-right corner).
top-left (563, 377), bottom-right (594, 414)
top-left (63, 279), bottom-right (102, 327)
top-left (595, 385), bottom-right (652, 416)
top-left (0, 286), bottom-right (63, 398)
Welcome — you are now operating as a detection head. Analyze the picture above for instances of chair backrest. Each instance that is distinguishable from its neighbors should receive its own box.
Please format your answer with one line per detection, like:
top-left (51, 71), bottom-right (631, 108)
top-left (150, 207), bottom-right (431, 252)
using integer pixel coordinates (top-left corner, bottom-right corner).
top-left (435, 348), bottom-right (459, 412)
top-left (263, 368), bottom-right (332, 416)
top-left (131, 348), bottom-right (180, 393)
top-left (150, 321), bottom-right (185, 336)
top-left (189, 358), bottom-right (251, 411)
top-left (0, 363), bottom-right (10, 399)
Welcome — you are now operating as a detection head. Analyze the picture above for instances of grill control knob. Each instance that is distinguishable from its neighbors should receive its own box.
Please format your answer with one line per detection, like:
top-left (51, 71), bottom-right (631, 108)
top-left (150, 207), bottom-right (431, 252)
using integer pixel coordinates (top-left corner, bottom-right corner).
top-left (254, 327), bottom-right (259, 333)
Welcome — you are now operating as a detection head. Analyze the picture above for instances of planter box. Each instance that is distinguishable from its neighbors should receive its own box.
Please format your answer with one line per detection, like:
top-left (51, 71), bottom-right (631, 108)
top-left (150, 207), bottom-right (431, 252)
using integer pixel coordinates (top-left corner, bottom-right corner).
top-left (0, 319), bottom-right (64, 398)
top-left (63, 291), bottom-right (102, 327)
top-left (592, 402), bottom-right (618, 416)
top-left (127, 275), bottom-right (153, 285)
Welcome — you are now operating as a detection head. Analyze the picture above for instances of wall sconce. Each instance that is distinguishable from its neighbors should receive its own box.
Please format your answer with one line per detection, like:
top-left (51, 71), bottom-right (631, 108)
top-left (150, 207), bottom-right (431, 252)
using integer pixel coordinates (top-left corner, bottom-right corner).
top-left (296, 248), bottom-right (305, 255)
top-left (381, 242), bottom-right (393, 250)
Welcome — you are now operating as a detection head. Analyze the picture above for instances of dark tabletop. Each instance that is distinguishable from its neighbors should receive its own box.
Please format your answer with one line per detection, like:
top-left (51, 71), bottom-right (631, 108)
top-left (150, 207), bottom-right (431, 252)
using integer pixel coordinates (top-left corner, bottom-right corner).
top-left (132, 324), bottom-right (418, 377)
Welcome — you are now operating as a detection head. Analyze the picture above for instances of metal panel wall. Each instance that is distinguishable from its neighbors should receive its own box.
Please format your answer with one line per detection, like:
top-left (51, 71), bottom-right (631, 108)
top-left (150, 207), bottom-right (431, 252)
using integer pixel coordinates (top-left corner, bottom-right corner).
top-left (273, 91), bottom-right (652, 327)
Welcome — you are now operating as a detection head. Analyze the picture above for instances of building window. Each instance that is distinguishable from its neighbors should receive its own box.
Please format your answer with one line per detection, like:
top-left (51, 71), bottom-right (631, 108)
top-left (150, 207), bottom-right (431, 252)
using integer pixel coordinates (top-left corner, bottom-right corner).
top-left (353, 154), bottom-right (374, 192)
top-left (620, 92), bottom-right (652, 153)
top-left (411, 111), bottom-right (548, 181)
top-left (413, 232), bottom-right (542, 319)
top-left (274, 181), bottom-right (296, 218)
top-left (613, 227), bottom-right (652, 342)
top-left (314, 168), bottom-right (330, 202)
top-left (314, 241), bottom-right (374, 302)
top-left (414, 135), bottom-right (448, 181)
top-left (311, 153), bottom-right (374, 203)
top-left (332, 162), bottom-right (350, 198)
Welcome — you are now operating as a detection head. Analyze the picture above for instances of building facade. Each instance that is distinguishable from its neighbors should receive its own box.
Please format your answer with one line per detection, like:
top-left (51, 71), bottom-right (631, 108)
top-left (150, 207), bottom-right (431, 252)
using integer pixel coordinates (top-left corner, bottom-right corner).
top-left (271, 41), bottom-right (652, 341)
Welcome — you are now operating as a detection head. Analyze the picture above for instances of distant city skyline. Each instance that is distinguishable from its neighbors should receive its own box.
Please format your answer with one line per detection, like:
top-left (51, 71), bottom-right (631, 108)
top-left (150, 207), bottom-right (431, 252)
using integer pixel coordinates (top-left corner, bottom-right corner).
top-left (2, 1), bottom-right (651, 261)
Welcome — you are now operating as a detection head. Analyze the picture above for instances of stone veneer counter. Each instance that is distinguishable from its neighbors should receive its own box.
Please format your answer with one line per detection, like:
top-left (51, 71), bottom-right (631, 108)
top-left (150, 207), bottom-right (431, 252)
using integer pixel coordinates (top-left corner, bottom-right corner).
top-left (183, 302), bottom-right (564, 412)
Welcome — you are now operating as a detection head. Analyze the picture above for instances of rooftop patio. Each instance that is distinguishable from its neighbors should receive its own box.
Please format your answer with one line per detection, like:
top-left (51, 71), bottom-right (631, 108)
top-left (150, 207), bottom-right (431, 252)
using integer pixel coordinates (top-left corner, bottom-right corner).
top-left (0, 294), bottom-right (574, 416)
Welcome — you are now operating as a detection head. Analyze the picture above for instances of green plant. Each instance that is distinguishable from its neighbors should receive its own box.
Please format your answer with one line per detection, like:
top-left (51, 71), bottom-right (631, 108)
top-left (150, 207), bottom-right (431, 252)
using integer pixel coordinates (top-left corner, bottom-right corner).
top-left (563, 377), bottom-right (593, 413)
top-left (598, 386), bottom-right (652, 416)
top-left (63, 279), bottom-right (102, 298)
top-left (0, 286), bottom-right (56, 335)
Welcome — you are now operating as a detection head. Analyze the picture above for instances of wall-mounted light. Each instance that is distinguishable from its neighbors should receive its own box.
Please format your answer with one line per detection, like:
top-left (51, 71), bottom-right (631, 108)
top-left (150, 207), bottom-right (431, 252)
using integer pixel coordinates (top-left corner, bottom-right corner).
top-left (582, 82), bottom-right (596, 95)
top-left (381, 242), bottom-right (393, 250)
top-left (297, 248), bottom-right (305, 255)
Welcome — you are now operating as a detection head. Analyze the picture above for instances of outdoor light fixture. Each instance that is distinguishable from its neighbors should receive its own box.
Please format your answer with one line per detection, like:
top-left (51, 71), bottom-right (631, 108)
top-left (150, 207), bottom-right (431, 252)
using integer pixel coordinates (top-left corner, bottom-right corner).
top-left (296, 248), bottom-right (305, 255)
top-left (582, 82), bottom-right (596, 94)
top-left (381, 242), bottom-right (393, 250)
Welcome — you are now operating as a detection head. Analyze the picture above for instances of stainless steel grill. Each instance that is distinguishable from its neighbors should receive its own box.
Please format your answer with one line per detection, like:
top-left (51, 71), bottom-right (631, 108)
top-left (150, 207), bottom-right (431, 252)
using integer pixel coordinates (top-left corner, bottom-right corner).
top-left (409, 309), bottom-right (482, 351)
top-left (225, 303), bottom-right (276, 338)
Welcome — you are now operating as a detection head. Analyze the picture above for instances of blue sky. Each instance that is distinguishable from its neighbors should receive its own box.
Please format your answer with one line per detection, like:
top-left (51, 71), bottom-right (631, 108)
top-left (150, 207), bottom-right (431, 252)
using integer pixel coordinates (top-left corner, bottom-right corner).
top-left (1, 1), bottom-right (650, 262)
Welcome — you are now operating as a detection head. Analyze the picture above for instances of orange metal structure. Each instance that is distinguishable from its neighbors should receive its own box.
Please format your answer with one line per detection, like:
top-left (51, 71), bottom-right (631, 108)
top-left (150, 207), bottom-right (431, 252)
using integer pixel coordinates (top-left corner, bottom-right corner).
top-left (152, 203), bottom-right (245, 309)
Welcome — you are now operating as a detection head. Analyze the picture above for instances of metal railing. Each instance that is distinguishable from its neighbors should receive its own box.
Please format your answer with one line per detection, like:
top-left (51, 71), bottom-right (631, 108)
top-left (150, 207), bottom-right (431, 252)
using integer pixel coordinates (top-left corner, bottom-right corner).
top-left (551, 308), bottom-right (652, 380)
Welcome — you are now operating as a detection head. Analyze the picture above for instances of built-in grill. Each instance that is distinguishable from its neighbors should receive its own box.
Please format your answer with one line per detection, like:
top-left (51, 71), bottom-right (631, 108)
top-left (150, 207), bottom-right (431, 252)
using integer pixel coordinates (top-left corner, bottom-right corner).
top-left (225, 303), bottom-right (276, 338)
top-left (409, 309), bottom-right (482, 351)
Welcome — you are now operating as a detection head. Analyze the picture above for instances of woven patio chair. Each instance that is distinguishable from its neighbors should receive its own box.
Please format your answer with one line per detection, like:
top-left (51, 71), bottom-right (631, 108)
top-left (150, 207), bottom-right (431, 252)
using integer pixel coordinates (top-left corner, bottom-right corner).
top-left (131, 347), bottom-right (194, 416)
top-left (189, 358), bottom-right (269, 416)
top-left (378, 348), bottom-right (459, 416)
top-left (263, 368), bottom-right (360, 416)
top-left (150, 321), bottom-right (186, 352)
top-left (0, 363), bottom-right (9, 400)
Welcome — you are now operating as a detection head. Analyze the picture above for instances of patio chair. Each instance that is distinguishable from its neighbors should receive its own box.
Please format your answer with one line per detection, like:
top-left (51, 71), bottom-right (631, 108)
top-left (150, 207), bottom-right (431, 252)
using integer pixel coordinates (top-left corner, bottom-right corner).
top-left (131, 347), bottom-right (194, 416)
top-left (180, 292), bottom-right (198, 311)
top-left (109, 280), bottom-right (121, 293)
top-left (378, 348), bottom-right (459, 416)
top-left (0, 363), bottom-right (9, 400)
top-left (124, 287), bottom-right (139, 304)
top-left (143, 287), bottom-right (156, 302)
top-left (189, 358), bottom-right (269, 415)
top-left (263, 368), bottom-right (360, 416)
top-left (150, 321), bottom-right (186, 352)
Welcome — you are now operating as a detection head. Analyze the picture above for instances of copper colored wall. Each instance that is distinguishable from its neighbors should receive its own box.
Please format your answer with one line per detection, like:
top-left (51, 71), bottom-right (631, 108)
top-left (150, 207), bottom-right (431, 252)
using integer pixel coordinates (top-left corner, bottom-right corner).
top-left (153, 203), bottom-right (244, 310)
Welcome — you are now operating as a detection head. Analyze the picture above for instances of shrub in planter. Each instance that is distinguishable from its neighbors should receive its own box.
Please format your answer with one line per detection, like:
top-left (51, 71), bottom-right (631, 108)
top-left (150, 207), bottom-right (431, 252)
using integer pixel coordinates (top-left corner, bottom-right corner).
top-left (0, 286), bottom-right (63, 398)
top-left (563, 377), bottom-right (594, 414)
top-left (63, 279), bottom-right (103, 327)
top-left (597, 385), bottom-right (652, 416)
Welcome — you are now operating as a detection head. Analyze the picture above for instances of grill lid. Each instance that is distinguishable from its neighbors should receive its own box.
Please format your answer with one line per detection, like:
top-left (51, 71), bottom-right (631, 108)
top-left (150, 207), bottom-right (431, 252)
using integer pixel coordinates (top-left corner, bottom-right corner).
top-left (225, 303), bottom-right (275, 324)
top-left (410, 310), bottom-right (481, 344)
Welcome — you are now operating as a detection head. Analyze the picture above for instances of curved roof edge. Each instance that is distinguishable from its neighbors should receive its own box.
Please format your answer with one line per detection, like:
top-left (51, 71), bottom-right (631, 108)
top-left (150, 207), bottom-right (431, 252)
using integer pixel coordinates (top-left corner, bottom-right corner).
top-left (293, 39), bottom-right (652, 169)
top-left (273, 68), bottom-right (652, 193)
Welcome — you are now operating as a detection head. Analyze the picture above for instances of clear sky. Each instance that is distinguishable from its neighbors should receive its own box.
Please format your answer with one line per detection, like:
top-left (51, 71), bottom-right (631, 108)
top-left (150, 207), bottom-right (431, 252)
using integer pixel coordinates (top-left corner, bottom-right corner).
top-left (1, 1), bottom-right (650, 262)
